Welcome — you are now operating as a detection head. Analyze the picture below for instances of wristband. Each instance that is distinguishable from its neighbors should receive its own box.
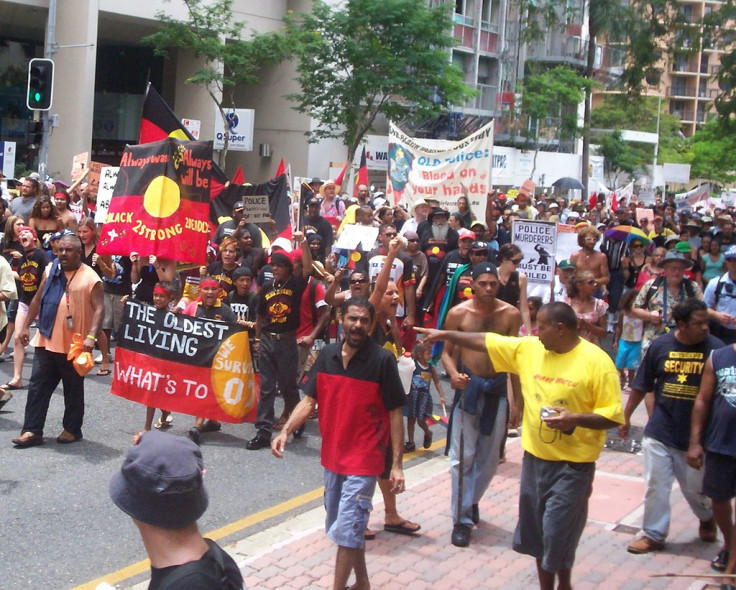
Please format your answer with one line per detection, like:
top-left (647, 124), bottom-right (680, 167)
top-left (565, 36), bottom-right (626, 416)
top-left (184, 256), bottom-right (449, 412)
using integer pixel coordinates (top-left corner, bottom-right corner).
top-left (86, 334), bottom-right (97, 342)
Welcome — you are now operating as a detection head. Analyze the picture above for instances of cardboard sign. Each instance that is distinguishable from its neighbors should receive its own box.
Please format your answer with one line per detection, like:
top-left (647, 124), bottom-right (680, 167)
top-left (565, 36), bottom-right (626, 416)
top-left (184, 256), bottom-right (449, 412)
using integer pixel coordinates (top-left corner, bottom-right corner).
top-left (71, 152), bottom-right (89, 182)
top-left (87, 161), bottom-right (105, 198)
top-left (242, 194), bottom-right (270, 223)
top-left (94, 166), bottom-right (119, 224)
top-left (512, 219), bottom-right (558, 286)
top-left (335, 224), bottom-right (379, 251)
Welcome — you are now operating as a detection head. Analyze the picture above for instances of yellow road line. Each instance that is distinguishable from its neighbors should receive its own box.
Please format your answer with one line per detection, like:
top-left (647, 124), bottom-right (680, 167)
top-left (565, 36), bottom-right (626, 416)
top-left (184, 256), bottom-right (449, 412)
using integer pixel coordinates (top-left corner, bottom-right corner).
top-left (73, 436), bottom-right (447, 590)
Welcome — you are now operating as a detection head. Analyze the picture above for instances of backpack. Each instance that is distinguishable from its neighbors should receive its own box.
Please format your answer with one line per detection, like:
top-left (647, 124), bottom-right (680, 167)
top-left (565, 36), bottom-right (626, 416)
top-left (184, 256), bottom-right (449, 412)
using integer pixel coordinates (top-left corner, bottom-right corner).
top-left (642, 274), bottom-right (697, 309)
top-left (156, 539), bottom-right (243, 590)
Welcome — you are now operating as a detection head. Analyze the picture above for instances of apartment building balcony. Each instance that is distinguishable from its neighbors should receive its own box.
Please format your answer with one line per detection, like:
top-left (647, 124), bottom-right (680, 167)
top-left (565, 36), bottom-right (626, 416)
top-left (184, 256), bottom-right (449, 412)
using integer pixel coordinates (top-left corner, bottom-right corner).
top-left (526, 34), bottom-right (595, 69)
top-left (452, 22), bottom-right (499, 54)
top-left (667, 85), bottom-right (697, 97)
top-left (670, 108), bottom-right (695, 122)
top-left (462, 83), bottom-right (498, 114)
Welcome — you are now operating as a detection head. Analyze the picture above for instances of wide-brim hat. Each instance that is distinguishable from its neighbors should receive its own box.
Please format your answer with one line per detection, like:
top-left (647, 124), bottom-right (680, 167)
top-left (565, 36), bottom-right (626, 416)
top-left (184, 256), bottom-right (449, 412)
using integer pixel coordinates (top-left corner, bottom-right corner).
top-left (660, 250), bottom-right (693, 269)
top-left (109, 431), bottom-right (208, 529)
top-left (319, 179), bottom-right (340, 196)
top-left (427, 207), bottom-right (449, 222)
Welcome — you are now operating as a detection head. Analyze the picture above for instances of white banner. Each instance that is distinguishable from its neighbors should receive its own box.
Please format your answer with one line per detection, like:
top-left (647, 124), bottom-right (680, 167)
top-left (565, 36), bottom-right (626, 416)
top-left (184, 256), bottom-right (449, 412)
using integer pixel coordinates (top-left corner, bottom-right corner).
top-left (213, 108), bottom-right (254, 151)
top-left (95, 166), bottom-right (119, 224)
top-left (386, 121), bottom-right (492, 222)
top-left (511, 219), bottom-right (557, 286)
top-left (663, 163), bottom-right (691, 185)
top-left (675, 183), bottom-right (710, 209)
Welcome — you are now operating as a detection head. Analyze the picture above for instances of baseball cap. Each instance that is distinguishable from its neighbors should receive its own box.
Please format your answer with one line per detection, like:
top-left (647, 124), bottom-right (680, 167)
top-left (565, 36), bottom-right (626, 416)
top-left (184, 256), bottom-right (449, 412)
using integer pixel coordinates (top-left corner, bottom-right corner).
top-left (109, 430), bottom-right (208, 529)
top-left (233, 201), bottom-right (244, 211)
top-left (458, 228), bottom-right (475, 241)
top-left (307, 196), bottom-right (322, 206)
top-left (558, 259), bottom-right (576, 270)
top-left (471, 262), bottom-right (498, 279)
top-left (470, 241), bottom-right (489, 251)
top-left (725, 245), bottom-right (736, 260)
top-left (674, 241), bottom-right (691, 254)
top-left (271, 251), bottom-right (293, 268)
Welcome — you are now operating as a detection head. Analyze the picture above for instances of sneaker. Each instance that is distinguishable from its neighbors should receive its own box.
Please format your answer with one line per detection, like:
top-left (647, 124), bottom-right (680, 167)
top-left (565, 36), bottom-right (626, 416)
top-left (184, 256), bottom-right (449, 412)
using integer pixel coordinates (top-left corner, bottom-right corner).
top-left (0, 389), bottom-right (12, 410)
top-left (700, 518), bottom-right (718, 543)
top-left (507, 428), bottom-right (520, 438)
top-left (627, 536), bottom-right (664, 554)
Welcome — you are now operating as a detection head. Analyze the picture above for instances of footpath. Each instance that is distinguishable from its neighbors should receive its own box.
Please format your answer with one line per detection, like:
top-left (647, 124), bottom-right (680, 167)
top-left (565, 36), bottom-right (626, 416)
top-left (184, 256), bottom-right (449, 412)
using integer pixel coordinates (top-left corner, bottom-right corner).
top-left (117, 391), bottom-right (724, 590)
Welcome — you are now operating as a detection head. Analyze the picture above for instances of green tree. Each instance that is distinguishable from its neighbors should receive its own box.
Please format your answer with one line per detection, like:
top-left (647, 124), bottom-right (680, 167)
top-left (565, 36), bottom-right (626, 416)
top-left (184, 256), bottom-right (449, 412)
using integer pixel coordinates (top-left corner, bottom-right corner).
top-left (519, 65), bottom-right (594, 177)
top-left (596, 129), bottom-right (648, 186)
top-left (143, 0), bottom-right (288, 167)
top-left (591, 95), bottom-right (689, 165)
top-left (689, 118), bottom-right (736, 184)
top-left (283, 0), bottom-right (477, 162)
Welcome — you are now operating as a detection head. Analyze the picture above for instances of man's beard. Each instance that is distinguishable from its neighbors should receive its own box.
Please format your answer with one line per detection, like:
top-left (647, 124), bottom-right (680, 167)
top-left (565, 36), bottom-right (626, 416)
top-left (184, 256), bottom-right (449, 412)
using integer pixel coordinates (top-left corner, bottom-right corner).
top-left (432, 223), bottom-right (449, 241)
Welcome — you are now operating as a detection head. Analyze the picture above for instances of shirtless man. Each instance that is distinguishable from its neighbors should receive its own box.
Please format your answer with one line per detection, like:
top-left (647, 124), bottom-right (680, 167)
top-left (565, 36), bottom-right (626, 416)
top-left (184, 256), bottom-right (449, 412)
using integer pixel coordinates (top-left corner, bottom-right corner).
top-left (570, 226), bottom-right (609, 288)
top-left (441, 261), bottom-right (522, 547)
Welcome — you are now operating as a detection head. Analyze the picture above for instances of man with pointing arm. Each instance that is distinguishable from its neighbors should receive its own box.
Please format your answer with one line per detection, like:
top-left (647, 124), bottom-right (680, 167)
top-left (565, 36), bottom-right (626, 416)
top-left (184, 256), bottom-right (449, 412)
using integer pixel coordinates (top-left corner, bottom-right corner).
top-left (418, 301), bottom-right (623, 590)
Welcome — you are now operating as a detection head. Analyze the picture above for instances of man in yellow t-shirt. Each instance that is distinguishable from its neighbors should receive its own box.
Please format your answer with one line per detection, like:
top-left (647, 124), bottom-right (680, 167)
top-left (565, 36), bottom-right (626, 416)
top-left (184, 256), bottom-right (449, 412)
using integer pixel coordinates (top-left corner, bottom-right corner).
top-left (418, 301), bottom-right (623, 590)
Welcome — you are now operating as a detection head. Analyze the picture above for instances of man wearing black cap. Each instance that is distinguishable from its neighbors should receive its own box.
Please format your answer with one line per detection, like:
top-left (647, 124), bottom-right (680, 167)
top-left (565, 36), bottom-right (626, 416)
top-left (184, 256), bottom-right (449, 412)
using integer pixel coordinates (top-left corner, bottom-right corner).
top-left (249, 232), bottom-right (312, 450)
top-left (110, 430), bottom-right (244, 589)
top-left (438, 261), bottom-right (521, 547)
top-left (302, 196), bottom-right (334, 257)
top-left (214, 201), bottom-right (263, 249)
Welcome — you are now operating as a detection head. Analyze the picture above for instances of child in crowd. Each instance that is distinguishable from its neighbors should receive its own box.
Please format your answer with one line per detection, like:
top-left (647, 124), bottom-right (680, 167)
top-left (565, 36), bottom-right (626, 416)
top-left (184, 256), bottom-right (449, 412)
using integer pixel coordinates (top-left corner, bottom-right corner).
top-left (612, 289), bottom-right (644, 391)
top-left (520, 296), bottom-right (543, 336)
top-left (142, 282), bottom-right (176, 431)
top-left (403, 341), bottom-right (445, 452)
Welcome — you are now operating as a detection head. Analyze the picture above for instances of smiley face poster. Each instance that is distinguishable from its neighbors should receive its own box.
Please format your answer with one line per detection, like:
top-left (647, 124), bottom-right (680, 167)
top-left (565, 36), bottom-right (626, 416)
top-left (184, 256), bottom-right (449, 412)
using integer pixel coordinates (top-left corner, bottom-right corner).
top-left (97, 138), bottom-right (213, 265)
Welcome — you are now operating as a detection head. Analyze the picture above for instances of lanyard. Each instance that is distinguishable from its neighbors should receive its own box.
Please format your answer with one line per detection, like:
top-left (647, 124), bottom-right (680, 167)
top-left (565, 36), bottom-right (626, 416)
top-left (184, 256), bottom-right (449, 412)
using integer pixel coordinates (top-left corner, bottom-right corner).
top-left (64, 269), bottom-right (79, 330)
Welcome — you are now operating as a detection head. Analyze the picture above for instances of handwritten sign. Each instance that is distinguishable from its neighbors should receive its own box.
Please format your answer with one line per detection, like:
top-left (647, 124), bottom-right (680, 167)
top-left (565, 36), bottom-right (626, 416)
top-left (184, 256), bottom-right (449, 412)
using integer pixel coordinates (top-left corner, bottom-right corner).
top-left (71, 152), bottom-right (89, 183)
top-left (512, 219), bottom-right (558, 286)
top-left (87, 161), bottom-right (105, 198)
top-left (94, 166), bottom-right (119, 224)
top-left (242, 194), bottom-right (270, 223)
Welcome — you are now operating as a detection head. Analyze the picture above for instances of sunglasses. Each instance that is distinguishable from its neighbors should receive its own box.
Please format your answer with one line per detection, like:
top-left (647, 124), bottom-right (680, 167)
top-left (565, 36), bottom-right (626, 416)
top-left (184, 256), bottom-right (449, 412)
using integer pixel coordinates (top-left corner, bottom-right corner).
top-left (470, 250), bottom-right (488, 255)
top-left (586, 279), bottom-right (598, 285)
top-left (631, 244), bottom-right (643, 248)
top-left (510, 258), bottom-right (523, 265)
top-left (407, 238), bottom-right (419, 243)
top-left (384, 232), bottom-right (397, 238)
top-left (350, 278), bottom-right (368, 284)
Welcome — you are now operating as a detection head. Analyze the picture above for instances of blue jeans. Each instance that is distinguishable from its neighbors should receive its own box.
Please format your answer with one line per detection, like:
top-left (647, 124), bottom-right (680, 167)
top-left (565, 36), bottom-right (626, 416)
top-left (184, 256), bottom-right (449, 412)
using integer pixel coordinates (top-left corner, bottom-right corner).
top-left (642, 436), bottom-right (712, 543)
top-left (450, 394), bottom-right (507, 525)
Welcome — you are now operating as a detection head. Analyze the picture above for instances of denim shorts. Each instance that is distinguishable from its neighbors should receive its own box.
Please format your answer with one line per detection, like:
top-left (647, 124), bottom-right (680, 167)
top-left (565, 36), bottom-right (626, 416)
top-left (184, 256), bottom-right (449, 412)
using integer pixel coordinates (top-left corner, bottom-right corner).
top-left (323, 469), bottom-right (377, 549)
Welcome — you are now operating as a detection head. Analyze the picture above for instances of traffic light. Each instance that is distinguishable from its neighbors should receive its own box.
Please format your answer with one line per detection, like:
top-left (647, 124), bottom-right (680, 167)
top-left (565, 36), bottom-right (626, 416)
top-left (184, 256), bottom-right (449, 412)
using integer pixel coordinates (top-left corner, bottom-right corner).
top-left (26, 58), bottom-right (54, 111)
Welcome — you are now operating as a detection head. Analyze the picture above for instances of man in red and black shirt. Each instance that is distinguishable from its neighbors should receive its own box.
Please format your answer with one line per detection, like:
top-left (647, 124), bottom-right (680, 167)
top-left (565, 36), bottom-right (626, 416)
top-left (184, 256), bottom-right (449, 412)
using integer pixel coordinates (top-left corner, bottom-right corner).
top-left (272, 297), bottom-right (406, 590)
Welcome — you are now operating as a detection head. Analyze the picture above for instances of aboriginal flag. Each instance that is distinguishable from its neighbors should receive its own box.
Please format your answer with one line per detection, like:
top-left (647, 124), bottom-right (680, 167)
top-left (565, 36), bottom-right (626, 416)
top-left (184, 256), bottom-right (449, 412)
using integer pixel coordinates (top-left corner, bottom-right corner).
top-left (97, 138), bottom-right (213, 265)
top-left (140, 83), bottom-right (228, 198)
top-left (354, 146), bottom-right (368, 197)
top-left (212, 173), bottom-right (292, 234)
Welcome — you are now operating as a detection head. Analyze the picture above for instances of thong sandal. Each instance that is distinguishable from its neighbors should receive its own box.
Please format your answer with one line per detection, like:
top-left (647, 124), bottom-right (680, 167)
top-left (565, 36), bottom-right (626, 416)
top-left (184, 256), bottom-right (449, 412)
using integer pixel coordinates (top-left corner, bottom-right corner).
top-left (95, 369), bottom-right (111, 376)
top-left (384, 521), bottom-right (421, 536)
top-left (1, 382), bottom-right (23, 390)
top-left (154, 415), bottom-right (173, 430)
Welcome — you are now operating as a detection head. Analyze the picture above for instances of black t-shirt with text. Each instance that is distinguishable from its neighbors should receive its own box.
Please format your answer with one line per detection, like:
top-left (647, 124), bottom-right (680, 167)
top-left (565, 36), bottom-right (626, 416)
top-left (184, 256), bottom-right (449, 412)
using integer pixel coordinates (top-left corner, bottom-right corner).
top-left (258, 273), bottom-right (308, 333)
top-left (633, 331), bottom-right (724, 450)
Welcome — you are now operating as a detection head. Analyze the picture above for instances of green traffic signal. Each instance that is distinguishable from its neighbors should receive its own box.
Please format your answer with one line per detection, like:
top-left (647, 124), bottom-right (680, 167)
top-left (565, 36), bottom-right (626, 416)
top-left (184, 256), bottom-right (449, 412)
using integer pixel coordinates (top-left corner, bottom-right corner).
top-left (26, 58), bottom-right (54, 111)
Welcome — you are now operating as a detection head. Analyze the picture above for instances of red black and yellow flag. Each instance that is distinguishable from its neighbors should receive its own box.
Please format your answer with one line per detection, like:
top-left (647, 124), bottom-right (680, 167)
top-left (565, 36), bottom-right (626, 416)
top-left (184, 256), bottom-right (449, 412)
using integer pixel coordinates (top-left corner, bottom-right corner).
top-left (354, 146), bottom-right (368, 196)
top-left (139, 83), bottom-right (228, 199)
top-left (97, 138), bottom-right (213, 265)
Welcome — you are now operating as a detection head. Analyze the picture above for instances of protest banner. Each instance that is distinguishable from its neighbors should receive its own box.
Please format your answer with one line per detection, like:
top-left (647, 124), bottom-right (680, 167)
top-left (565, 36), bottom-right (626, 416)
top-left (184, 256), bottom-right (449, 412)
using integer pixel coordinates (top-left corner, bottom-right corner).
top-left (511, 219), bottom-right (557, 286)
top-left (386, 121), bottom-right (492, 222)
top-left (87, 161), bottom-right (105, 198)
top-left (111, 301), bottom-right (257, 423)
top-left (211, 174), bottom-right (291, 235)
top-left (97, 137), bottom-right (213, 265)
top-left (675, 183), bottom-right (710, 210)
top-left (636, 207), bottom-right (654, 226)
top-left (94, 166), bottom-right (119, 224)
top-left (242, 194), bottom-right (270, 223)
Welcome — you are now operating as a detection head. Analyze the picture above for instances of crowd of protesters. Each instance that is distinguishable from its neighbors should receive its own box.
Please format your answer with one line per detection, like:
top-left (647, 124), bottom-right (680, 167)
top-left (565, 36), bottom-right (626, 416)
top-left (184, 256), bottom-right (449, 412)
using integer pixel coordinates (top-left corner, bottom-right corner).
top-left (4, 169), bottom-right (736, 590)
